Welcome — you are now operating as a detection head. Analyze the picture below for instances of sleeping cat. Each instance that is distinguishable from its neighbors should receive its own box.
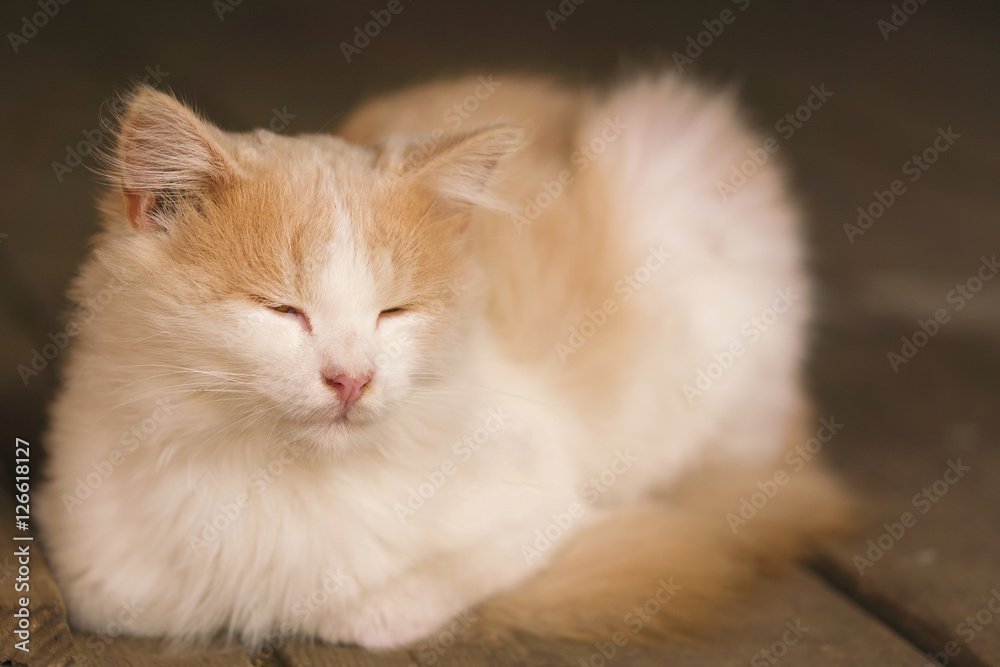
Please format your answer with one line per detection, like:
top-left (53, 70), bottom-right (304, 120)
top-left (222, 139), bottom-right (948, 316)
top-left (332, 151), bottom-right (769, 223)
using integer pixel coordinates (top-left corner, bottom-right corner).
top-left (36, 72), bottom-right (849, 649)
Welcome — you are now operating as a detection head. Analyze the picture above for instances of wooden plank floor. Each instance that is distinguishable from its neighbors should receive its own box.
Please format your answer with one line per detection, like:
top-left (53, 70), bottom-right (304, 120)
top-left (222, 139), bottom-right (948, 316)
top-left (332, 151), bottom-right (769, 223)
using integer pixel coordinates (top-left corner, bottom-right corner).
top-left (6, 317), bottom-right (998, 666)
top-left (6, 320), bottom-right (995, 667)
top-left (813, 321), bottom-right (1000, 667)
top-left (275, 569), bottom-right (931, 667)
top-left (2, 0), bottom-right (998, 665)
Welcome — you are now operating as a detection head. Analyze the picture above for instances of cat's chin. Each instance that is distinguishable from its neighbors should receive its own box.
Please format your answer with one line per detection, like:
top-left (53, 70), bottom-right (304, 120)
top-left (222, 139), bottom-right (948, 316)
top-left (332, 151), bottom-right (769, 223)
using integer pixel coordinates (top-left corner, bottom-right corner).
top-left (301, 397), bottom-right (382, 428)
top-left (293, 404), bottom-right (386, 454)
top-left (317, 410), bottom-right (376, 432)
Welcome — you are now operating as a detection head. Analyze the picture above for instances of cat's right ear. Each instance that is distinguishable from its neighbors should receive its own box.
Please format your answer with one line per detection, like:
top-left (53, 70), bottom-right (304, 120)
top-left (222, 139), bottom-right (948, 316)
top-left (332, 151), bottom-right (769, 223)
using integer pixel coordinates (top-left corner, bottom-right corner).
top-left (376, 124), bottom-right (523, 216)
top-left (108, 86), bottom-right (233, 232)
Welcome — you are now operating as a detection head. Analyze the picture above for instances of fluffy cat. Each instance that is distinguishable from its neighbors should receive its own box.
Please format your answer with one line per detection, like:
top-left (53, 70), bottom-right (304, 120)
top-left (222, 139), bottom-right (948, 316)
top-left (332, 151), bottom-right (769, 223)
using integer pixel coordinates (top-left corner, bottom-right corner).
top-left (37, 72), bottom-right (849, 649)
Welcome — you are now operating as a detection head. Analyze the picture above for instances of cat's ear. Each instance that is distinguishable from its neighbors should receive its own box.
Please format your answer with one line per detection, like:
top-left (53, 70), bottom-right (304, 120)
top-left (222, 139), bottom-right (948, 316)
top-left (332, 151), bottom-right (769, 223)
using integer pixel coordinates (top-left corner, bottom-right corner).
top-left (388, 124), bottom-right (523, 214)
top-left (110, 86), bottom-right (233, 232)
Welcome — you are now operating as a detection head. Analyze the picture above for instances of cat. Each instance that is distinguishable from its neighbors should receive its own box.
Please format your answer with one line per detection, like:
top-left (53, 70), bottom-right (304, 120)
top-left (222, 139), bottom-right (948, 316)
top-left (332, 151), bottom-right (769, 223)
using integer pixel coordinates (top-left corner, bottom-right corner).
top-left (36, 71), bottom-right (850, 650)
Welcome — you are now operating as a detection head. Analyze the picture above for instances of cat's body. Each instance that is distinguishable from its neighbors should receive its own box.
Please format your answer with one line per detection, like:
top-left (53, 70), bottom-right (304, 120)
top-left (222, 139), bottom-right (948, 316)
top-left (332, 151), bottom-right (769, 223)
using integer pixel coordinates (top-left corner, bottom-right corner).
top-left (37, 73), bottom-right (846, 649)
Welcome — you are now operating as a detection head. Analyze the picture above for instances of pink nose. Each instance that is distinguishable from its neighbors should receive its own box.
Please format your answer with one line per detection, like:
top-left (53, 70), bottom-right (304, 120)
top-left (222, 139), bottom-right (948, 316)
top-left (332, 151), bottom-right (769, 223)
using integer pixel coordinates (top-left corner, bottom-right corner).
top-left (325, 373), bottom-right (371, 410)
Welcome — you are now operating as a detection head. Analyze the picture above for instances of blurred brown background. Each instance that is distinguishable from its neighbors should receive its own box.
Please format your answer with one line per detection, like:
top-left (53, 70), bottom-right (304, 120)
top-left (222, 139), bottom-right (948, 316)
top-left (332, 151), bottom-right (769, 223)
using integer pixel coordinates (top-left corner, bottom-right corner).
top-left (2, 0), bottom-right (998, 453)
top-left (1, 1), bottom-right (1000, 664)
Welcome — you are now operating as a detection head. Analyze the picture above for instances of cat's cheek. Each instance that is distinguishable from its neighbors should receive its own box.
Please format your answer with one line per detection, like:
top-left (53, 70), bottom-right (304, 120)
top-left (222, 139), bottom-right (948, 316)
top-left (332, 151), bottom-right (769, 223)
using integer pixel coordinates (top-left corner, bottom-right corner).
top-left (372, 323), bottom-right (419, 375)
top-left (222, 309), bottom-right (297, 352)
top-left (241, 330), bottom-right (318, 403)
top-left (374, 365), bottom-right (410, 407)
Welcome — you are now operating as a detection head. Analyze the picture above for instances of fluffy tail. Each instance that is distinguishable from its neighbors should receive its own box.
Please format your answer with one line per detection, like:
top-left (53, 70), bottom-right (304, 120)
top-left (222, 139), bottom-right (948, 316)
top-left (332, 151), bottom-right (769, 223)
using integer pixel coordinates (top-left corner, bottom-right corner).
top-left (570, 72), bottom-right (798, 256)
top-left (472, 74), bottom-right (850, 643)
top-left (476, 460), bottom-right (853, 643)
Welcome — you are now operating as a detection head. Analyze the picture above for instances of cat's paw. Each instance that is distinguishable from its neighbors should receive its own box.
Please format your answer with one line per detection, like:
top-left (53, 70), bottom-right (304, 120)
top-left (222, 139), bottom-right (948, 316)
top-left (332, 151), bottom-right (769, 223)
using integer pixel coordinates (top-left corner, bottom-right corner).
top-left (345, 597), bottom-right (452, 649)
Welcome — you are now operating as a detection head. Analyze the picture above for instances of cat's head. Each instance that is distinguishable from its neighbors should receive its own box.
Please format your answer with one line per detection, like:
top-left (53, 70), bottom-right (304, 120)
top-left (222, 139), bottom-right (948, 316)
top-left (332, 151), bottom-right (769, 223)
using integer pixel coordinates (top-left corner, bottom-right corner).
top-left (94, 86), bottom-right (520, 456)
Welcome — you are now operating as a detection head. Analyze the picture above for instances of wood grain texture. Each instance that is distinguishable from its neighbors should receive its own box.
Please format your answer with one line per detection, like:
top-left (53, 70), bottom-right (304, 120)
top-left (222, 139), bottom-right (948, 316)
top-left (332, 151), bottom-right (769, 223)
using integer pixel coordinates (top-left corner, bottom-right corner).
top-left (274, 569), bottom-right (926, 666)
top-left (69, 634), bottom-right (254, 667)
top-left (0, 491), bottom-right (75, 667)
top-left (1, 1), bottom-right (998, 664)
top-left (275, 643), bottom-right (414, 667)
top-left (812, 319), bottom-right (1000, 666)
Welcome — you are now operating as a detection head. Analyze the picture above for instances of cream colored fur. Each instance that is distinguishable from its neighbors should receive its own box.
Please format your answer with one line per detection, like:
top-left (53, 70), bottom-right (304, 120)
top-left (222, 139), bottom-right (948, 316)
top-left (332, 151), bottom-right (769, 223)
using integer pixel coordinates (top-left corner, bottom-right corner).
top-left (37, 72), bottom-right (849, 650)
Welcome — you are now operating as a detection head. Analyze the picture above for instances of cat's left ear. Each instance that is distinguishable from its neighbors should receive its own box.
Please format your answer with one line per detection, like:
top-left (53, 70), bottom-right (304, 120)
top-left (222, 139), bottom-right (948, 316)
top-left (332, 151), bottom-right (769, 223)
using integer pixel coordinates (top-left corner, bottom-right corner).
top-left (386, 124), bottom-right (523, 215)
top-left (110, 85), bottom-right (234, 231)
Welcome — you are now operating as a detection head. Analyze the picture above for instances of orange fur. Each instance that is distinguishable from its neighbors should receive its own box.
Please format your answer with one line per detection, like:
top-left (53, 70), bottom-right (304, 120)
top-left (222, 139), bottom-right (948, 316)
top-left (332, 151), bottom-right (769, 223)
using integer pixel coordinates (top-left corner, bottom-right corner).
top-left (42, 75), bottom-right (850, 649)
top-left (475, 417), bottom-right (854, 643)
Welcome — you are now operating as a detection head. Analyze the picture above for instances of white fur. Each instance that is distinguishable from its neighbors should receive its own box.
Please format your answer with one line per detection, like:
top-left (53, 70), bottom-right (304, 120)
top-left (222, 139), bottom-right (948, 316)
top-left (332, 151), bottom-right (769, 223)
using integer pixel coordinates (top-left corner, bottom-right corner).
top-left (37, 73), bottom-right (808, 648)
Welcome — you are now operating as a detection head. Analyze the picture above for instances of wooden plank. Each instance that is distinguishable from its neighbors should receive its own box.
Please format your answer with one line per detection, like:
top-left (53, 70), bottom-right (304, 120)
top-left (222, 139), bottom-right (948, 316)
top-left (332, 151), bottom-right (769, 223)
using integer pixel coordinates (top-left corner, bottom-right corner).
top-left (0, 487), bottom-right (76, 666)
top-left (275, 567), bottom-right (925, 666)
top-left (507, 568), bottom-right (928, 667)
top-left (70, 634), bottom-right (254, 667)
top-left (812, 318), bottom-right (1000, 666)
top-left (4, 2), bottom-right (999, 665)
top-left (275, 642), bottom-right (414, 667)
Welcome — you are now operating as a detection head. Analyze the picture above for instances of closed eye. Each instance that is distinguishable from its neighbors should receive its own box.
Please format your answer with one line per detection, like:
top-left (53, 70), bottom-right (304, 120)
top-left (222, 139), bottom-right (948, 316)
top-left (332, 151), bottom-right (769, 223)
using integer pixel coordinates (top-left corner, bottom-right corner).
top-left (377, 306), bottom-right (409, 324)
top-left (262, 300), bottom-right (311, 333)
top-left (249, 296), bottom-right (310, 332)
top-left (249, 295), bottom-right (297, 314)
